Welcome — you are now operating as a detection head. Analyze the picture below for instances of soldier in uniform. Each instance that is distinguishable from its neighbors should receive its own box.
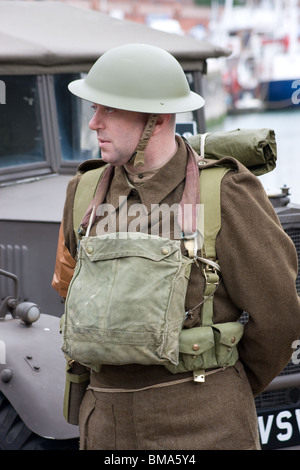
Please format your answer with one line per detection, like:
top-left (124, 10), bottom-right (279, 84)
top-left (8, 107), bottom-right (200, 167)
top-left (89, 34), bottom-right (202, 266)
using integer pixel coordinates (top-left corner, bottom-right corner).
top-left (52, 44), bottom-right (300, 450)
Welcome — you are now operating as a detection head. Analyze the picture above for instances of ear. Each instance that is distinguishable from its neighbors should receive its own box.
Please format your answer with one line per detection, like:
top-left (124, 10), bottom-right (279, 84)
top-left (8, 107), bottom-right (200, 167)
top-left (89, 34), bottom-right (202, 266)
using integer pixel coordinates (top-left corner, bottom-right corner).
top-left (152, 114), bottom-right (172, 136)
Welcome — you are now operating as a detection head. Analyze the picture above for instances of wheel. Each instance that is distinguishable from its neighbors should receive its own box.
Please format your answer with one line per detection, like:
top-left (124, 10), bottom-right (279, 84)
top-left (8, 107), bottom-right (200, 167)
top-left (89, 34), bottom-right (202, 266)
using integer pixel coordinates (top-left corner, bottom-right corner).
top-left (0, 392), bottom-right (78, 450)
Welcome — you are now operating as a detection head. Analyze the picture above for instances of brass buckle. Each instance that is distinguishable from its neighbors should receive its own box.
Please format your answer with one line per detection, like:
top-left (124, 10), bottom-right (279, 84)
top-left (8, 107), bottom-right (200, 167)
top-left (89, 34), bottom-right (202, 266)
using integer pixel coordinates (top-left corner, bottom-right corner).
top-left (203, 263), bottom-right (220, 286)
top-left (193, 369), bottom-right (205, 382)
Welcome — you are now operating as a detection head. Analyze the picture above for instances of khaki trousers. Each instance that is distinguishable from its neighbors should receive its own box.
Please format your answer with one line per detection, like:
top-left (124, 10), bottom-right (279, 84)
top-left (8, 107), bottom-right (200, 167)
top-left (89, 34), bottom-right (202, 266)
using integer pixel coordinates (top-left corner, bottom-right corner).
top-left (79, 362), bottom-right (261, 450)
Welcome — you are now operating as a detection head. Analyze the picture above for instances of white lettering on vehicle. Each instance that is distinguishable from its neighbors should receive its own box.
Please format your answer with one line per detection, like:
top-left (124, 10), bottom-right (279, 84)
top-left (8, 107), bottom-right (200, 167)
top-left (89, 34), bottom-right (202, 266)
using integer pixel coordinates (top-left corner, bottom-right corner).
top-left (258, 409), bottom-right (300, 445)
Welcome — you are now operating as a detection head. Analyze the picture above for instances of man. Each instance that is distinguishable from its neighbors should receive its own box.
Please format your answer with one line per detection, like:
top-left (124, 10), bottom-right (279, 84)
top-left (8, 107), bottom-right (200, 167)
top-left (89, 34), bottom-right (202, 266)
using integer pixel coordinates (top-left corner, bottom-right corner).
top-left (52, 44), bottom-right (300, 450)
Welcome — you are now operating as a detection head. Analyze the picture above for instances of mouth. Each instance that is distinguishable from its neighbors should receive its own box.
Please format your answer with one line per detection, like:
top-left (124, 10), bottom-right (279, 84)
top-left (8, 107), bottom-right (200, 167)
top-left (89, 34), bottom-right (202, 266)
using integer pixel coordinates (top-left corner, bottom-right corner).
top-left (97, 137), bottom-right (111, 148)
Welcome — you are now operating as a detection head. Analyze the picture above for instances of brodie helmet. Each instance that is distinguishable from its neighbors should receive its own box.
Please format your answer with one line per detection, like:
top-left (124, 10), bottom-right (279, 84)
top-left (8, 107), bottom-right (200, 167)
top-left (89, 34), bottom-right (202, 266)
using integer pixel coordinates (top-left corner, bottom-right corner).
top-left (68, 44), bottom-right (205, 165)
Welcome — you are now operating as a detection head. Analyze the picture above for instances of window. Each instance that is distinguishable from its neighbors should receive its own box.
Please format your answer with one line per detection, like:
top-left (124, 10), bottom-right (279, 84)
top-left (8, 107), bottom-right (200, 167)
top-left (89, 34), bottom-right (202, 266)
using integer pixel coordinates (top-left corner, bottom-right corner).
top-left (54, 74), bottom-right (100, 162)
top-left (0, 75), bottom-right (45, 168)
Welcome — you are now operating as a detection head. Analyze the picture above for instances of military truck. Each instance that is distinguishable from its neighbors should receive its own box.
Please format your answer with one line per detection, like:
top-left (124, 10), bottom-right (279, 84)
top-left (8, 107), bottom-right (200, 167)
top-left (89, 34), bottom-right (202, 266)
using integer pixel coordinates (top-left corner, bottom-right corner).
top-left (0, 1), bottom-right (299, 450)
top-left (254, 192), bottom-right (300, 450)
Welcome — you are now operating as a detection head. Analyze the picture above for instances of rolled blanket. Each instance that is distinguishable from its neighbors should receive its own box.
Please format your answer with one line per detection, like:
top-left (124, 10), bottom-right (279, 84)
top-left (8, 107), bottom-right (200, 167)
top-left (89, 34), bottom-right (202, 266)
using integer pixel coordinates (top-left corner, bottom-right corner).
top-left (187, 128), bottom-right (277, 176)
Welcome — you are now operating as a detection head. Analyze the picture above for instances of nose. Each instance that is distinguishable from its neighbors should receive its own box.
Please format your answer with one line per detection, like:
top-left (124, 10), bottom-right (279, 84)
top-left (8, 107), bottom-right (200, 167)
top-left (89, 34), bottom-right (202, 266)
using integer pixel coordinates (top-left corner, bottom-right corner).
top-left (89, 107), bottom-right (104, 131)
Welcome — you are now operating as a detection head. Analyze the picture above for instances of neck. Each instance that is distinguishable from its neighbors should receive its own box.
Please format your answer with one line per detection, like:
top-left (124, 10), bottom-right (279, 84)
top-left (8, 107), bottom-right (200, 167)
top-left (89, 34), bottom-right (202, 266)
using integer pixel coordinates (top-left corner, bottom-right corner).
top-left (125, 136), bottom-right (178, 174)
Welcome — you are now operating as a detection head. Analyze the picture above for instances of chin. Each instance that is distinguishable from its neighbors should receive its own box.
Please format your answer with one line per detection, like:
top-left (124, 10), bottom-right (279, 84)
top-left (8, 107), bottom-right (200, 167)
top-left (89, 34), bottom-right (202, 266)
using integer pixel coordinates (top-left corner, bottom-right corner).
top-left (101, 157), bottom-right (124, 167)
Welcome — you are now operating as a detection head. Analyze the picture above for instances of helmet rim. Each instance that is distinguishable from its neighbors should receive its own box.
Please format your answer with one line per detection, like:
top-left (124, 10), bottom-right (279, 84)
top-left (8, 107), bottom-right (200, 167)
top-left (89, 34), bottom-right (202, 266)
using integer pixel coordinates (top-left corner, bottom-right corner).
top-left (68, 44), bottom-right (205, 114)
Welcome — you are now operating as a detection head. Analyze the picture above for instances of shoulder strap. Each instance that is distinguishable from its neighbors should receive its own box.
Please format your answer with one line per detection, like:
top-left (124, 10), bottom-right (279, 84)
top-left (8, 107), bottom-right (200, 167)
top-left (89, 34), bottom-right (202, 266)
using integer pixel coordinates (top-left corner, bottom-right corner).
top-left (199, 165), bottom-right (230, 260)
top-left (73, 166), bottom-right (107, 239)
top-left (73, 159), bottom-right (230, 260)
top-left (197, 165), bottom-right (230, 330)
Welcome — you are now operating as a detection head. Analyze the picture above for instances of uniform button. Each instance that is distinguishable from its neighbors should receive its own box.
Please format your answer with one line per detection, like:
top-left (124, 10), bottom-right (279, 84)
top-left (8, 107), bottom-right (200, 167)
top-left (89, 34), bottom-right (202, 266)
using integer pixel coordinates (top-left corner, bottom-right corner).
top-left (231, 336), bottom-right (236, 344)
top-left (86, 246), bottom-right (94, 254)
top-left (192, 344), bottom-right (199, 351)
top-left (161, 247), bottom-right (170, 255)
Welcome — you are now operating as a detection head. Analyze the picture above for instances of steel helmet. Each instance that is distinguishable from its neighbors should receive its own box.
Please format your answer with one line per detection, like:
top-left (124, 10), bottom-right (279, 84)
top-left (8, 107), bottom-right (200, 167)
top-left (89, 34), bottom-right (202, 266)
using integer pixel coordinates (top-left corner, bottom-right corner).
top-left (68, 43), bottom-right (205, 113)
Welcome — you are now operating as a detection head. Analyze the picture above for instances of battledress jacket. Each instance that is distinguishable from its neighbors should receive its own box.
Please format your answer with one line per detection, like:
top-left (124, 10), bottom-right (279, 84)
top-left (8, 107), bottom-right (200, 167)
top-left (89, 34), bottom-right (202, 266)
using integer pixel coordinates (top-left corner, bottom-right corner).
top-left (53, 136), bottom-right (300, 450)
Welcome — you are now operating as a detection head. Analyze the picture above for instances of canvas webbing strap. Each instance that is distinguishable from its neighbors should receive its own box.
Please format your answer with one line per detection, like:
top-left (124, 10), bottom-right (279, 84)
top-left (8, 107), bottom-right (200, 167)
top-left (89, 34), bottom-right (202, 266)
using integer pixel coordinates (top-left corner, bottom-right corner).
top-left (199, 166), bottom-right (230, 260)
top-left (182, 164), bottom-right (230, 329)
top-left (130, 114), bottom-right (159, 166)
top-left (73, 165), bottom-right (107, 239)
top-left (199, 166), bottom-right (230, 327)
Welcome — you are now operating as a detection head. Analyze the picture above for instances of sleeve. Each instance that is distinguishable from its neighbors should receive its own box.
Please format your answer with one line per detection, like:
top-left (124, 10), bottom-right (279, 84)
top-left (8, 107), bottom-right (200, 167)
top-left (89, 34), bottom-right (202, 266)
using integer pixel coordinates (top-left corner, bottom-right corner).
top-left (217, 169), bottom-right (300, 396)
top-left (62, 175), bottom-right (81, 260)
top-left (51, 174), bottom-right (80, 297)
top-left (51, 222), bottom-right (76, 298)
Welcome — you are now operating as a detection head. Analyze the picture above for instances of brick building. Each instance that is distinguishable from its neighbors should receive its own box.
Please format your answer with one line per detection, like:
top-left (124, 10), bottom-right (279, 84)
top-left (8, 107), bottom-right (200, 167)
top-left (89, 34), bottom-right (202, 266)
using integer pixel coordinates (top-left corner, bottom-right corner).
top-left (25, 0), bottom-right (212, 34)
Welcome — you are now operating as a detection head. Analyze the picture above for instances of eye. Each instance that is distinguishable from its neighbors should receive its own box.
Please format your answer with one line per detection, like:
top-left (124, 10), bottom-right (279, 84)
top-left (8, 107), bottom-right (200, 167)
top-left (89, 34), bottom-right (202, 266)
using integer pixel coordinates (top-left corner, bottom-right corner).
top-left (91, 104), bottom-right (97, 112)
top-left (105, 107), bottom-right (115, 114)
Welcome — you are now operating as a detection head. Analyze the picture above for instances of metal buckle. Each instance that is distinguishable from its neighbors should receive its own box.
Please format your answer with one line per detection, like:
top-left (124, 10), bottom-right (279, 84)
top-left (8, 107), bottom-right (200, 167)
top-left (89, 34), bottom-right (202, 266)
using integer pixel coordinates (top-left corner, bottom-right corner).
top-left (193, 369), bottom-right (205, 382)
top-left (182, 231), bottom-right (198, 259)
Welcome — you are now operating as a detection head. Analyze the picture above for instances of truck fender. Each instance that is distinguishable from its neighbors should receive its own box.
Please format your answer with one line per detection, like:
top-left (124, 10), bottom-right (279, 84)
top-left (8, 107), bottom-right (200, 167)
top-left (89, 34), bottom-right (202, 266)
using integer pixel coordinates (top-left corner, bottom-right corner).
top-left (0, 313), bottom-right (79, 440)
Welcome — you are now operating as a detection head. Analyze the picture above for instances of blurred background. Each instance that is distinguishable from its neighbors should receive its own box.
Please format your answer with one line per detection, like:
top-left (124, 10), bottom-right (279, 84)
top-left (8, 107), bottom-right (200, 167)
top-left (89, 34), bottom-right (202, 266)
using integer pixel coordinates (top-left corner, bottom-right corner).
top-left (1, 0), bottom-right (300, 201)
top-left (5, 0), bottom-right (299, 201)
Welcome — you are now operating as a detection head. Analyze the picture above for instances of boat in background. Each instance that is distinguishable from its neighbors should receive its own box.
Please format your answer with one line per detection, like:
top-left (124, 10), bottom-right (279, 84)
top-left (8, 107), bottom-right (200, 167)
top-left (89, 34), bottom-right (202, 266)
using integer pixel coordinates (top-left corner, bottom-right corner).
top-left (210, 0), bottom-right (300, 111)
top-left (257, 0), bottom-right (300, 108)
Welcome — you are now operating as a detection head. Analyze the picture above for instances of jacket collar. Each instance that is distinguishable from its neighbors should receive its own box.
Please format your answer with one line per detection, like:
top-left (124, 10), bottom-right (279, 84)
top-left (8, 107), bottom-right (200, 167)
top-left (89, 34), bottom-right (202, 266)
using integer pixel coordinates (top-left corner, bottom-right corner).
top-left (106, 136), bottom-right (188, 213)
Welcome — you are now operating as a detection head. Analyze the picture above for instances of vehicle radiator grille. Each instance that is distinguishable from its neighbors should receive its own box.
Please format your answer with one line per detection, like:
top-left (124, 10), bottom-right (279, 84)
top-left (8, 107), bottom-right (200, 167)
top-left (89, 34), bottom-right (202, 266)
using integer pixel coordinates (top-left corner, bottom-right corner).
top-left (0, 244), bottom-right (29, 302)
top-left (286, 228), bottom-right (300, 294)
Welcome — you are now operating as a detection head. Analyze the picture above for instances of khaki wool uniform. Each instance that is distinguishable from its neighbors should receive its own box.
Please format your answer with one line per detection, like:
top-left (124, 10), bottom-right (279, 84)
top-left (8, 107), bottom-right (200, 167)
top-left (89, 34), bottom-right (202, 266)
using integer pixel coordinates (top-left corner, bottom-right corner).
top-left (57, 136), bottom-right (300, 450)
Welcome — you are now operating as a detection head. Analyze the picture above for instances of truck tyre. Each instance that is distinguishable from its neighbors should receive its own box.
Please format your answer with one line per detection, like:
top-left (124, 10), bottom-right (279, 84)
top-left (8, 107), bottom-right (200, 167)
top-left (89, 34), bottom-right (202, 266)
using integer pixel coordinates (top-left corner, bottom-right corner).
top-left (0, 392), bottom-right (78, 450)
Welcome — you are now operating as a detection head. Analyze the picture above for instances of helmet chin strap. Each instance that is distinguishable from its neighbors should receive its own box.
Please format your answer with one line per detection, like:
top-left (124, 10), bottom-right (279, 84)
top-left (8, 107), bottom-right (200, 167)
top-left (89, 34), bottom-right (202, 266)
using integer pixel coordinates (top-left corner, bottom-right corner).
top-left (127, 114), bottom-right (159, 167)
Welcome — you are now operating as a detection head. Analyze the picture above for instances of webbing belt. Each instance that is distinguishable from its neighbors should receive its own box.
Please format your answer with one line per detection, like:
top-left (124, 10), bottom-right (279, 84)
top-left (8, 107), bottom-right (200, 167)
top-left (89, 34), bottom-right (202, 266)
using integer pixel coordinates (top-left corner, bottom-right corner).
top-left (87, 367), bottom-right (226, 393)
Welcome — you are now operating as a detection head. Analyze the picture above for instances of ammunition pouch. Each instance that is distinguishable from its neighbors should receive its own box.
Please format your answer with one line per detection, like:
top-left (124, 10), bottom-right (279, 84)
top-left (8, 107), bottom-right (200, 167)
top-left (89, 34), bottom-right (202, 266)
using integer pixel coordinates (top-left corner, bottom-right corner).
top-left (165, 321), bottom-right (244, 374)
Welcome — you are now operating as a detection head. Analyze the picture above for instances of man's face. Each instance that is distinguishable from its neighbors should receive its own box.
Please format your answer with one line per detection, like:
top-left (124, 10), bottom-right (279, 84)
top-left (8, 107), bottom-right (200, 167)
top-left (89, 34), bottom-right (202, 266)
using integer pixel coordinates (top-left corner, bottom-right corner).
top-left (89, 104), bottom-right (148, 166)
